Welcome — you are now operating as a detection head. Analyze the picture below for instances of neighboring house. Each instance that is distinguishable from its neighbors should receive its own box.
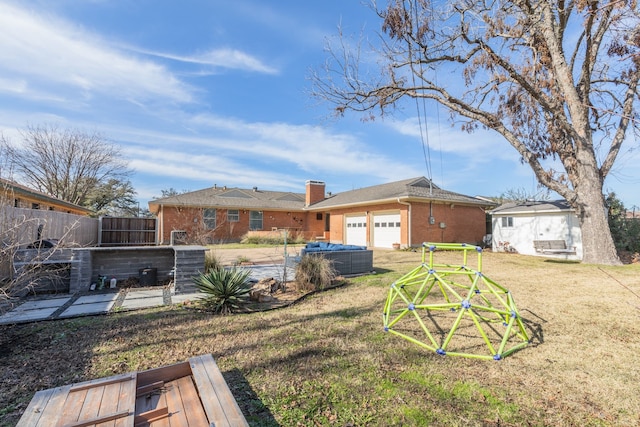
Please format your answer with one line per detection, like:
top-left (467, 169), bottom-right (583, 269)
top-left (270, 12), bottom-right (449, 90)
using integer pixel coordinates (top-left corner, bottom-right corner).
top-left (148, 177), bottom-right (495, 248)
top-left (490, 200), bottom-right (583, 260)
top-left (0, 178), bottom-right (92, 216)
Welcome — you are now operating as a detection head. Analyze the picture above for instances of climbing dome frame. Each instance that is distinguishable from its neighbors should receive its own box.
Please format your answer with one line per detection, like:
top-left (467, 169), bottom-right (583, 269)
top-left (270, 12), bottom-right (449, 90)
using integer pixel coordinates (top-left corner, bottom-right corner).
top-left (383, 243), bottom-right (529, 360)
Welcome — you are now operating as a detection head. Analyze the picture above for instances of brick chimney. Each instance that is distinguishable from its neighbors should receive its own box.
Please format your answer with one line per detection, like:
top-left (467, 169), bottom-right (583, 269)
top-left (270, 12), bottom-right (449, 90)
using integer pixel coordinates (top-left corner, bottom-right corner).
top-left (305, 180), bottom-right (326, 206)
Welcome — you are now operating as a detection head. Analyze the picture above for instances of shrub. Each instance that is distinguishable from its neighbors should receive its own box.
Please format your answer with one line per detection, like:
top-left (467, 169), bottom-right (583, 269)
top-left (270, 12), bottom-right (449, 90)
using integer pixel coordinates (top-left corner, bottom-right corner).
top-left (204, 251), bottom-right (221, 272)
top-left (240, 230), bottom-right (307, 245)
top-left (193, 267), bottom-right (253, 314)
top-left (294, 254), bottom-right (336, 292)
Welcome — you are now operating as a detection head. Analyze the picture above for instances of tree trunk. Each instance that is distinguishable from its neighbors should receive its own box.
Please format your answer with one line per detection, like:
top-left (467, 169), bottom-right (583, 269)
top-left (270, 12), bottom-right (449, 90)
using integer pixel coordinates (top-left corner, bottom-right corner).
top-left (574, 180), bottom-right (621, 265)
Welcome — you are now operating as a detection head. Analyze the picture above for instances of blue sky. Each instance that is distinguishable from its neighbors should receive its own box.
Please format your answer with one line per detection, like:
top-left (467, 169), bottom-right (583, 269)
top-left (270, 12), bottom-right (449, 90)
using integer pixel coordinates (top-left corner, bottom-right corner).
top-left (1, 0), bottom-right (638, 209)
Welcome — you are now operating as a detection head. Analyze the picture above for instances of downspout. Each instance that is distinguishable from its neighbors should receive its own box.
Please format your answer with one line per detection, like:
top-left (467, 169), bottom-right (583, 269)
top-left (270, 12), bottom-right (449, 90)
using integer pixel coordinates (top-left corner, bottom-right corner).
top-left (159, 204), bottom-right (164, 245)
top-left (397, 198), bottom-right (412, 247)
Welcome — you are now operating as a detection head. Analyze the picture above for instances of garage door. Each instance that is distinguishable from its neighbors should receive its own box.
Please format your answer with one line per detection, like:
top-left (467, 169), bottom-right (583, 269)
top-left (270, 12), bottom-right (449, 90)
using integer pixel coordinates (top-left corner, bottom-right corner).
top-left (345, 215), bottom-right (367, 246)
top-left (373, 213), bottom-right (401, 248)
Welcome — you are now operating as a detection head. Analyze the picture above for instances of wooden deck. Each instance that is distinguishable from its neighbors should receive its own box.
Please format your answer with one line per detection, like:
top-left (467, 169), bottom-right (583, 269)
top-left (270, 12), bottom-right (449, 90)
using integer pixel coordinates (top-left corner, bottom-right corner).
top-left (16, 354), bottom-right (249, 427)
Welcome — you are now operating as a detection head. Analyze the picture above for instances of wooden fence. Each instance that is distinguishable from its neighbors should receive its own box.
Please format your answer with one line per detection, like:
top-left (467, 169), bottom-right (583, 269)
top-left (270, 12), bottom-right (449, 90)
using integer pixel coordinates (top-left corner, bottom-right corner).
top-left (99, 217), bottom-right (157, 246)
top-left (0, 206), bottom-right (98, 247)
top-left (1, 206), bottom-right (98, 281)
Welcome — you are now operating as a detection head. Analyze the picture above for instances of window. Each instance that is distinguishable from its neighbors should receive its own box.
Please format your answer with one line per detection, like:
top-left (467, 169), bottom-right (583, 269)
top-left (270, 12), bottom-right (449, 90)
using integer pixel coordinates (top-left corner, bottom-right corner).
top-left (501, 217), bottom-right (514, 227)
top-left (249, 210), bottom-right (263, 230)
top-left (32, 203), bottom-right (40, 210)
top-left (227, 209), bottom-right (239, 222)
top-left (203, 208), bottom-right (216, 229)
top-left (316, 213), bottom-right (323, 221)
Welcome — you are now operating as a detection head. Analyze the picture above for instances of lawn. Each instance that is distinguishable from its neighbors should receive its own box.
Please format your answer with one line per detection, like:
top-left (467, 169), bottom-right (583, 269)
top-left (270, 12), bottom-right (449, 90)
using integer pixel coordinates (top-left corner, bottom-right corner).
top-left (1, 248), bottom-right (639, 426)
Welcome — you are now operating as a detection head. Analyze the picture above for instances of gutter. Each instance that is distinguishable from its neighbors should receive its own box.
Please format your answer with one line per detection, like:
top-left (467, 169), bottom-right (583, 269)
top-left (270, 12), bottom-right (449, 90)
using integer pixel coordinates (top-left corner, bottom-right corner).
top-left (397, 198), bottom-right (412, 247)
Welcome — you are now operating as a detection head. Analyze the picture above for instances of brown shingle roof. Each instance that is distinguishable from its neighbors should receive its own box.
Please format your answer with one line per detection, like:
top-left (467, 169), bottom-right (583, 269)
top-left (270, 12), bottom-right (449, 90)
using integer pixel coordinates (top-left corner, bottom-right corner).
top-left (148, 177), bottom-right (495, 213)
top-left (149, 187), bottom-right (306, 211)
top-left (308, 177), bottom-right (494, 209)
top-left (0, 177), bottom-right (92, 214)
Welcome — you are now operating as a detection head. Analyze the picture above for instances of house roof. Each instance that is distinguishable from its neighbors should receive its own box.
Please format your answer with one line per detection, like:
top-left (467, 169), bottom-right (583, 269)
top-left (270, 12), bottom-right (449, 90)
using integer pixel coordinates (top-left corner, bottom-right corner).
top-left (490, 199), bottom-right (574, 215)
top-left (148, 177), bottom-right (495, 213)
top-left (308, 177), bottom-right (495, 210)
top-left (148, 186), bottom-right (306, 212)
top-left (1, 177), bottom-right (92, 214)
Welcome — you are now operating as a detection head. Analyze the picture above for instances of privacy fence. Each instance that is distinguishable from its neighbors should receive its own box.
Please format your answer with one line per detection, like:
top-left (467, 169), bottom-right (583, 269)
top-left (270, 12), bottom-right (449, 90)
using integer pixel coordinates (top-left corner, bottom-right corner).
top-left (1, 206), bottom-right (99, 247)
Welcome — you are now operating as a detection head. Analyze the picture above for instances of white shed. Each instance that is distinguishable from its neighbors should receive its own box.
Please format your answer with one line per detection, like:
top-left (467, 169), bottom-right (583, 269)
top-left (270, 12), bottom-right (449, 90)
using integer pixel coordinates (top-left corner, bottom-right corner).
top-left (490, 200), bottom-right (582, 261)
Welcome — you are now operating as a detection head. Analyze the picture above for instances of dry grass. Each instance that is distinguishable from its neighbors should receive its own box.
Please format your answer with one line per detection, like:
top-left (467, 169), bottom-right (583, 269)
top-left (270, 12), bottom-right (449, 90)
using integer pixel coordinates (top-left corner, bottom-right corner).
top-left (1, 249), bottom-right (639, 426)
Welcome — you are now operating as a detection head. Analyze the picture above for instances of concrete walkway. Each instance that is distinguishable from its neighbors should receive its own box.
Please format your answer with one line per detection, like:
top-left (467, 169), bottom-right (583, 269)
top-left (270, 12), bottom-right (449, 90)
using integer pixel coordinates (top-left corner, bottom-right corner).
top-left (0, 263), bottom-right (294, 325)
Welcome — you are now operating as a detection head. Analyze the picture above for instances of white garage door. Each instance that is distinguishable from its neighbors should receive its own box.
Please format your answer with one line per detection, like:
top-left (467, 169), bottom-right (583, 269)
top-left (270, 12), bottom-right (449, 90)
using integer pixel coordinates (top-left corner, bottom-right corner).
top-left (345, 215), bottom-right (367, 246)
top-left (373, 213), bottom-right (401, 248)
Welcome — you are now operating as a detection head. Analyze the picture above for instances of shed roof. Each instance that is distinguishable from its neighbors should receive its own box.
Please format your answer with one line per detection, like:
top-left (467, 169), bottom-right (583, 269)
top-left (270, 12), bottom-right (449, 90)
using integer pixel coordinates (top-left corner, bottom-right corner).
top-left (490, 199), bottom-right (574, 215)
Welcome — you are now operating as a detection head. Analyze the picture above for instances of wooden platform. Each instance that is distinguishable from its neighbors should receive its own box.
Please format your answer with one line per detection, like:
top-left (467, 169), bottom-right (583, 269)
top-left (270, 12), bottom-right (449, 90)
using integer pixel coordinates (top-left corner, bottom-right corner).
top-left (16, 354), bottom-right (249, 427)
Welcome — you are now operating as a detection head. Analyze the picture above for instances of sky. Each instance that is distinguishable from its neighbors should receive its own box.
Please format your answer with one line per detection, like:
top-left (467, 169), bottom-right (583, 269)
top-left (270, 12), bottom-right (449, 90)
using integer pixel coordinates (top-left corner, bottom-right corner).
top-left (1, 0), bottom-right (638, 209)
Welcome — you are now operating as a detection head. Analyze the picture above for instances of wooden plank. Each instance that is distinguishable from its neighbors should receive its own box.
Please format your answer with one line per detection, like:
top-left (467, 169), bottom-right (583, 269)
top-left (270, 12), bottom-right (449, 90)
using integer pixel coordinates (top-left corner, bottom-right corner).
top-left (114, 374), bottom-right (137, 427)
top-left (59, 410), bottom-right (130, 427)
top-left (35, 385), bottom-right (73, 427)
top-left (137, 361), bottom-right (191, 388)
top-left (136, 380), bottom-right (164, 396)
top-left (16, 388), bottom-right (57, 427)
top-left (161, 378), bottom-right (190, 427)
top-left (174, 375), bottom-right (208, 426)
top-left (135, 380), bottom-right (168, 426)
top-left (94, 382), bottom-right (120, 427)
top-left (75, 382), bottom-right (105, 425)
top-left (189, 354), bottom-right (249, 427)
top-left (133, 407), bottom-right (169, 426)
top-left (70, 374), bottom-right (136, 392)
top-left (56, 388), bottom-right (88, 426)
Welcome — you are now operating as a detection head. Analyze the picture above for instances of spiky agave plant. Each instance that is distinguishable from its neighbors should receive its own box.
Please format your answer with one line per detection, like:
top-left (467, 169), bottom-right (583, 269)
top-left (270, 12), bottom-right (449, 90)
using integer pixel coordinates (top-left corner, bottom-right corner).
top-left (193, 266), bottom-right (253, 314)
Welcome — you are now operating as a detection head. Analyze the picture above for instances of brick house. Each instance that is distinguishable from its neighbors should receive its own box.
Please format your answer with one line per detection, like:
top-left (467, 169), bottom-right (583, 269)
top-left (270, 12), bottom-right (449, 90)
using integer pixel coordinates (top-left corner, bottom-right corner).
top-left (148, 177), bottom-right (495, 248)
top-left (1, 178), bottom-right (92, 216)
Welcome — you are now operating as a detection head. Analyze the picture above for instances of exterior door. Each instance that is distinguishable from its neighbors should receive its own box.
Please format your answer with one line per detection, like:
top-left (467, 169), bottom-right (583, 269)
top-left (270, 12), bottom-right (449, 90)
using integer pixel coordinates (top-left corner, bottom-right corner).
top-left (345, 215), bottom-right (367, 246)
top-left (373, 212), bottom-right (401, 248)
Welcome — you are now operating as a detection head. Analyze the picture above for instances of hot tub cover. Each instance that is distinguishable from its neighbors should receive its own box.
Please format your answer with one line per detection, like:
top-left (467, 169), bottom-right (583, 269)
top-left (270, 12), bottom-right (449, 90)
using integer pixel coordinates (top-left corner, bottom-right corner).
top-left (303, 242), bottom-right (367, 252)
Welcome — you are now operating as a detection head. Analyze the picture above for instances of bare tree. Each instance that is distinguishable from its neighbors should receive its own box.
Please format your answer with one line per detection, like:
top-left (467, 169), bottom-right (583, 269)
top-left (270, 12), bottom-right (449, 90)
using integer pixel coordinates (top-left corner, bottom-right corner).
top-left (312, 0), bottom-right (640, 265)
top-left (0, 145), bottom-right (82, 309)
top-left (499, 187), bottom-right (551, 203)
top-left (1, 124), bottom-right (135, 215)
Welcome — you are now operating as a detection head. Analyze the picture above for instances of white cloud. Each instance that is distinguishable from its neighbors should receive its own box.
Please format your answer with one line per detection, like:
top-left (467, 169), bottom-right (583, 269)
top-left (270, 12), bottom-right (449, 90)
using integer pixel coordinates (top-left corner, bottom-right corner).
top-left (386, 117), bottom-right (518, 162)
top-left (133, 48), bottom-right (278, 75)
top-left (0, 2), bottom-right (193, 104)
top-left (187, 114), bottom-right (423, 180)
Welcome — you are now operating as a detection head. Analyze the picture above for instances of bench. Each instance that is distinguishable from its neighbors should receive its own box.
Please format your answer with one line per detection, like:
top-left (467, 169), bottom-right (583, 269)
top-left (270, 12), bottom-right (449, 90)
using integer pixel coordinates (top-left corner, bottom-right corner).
top-left (533, 240), bottom-right (576, 255)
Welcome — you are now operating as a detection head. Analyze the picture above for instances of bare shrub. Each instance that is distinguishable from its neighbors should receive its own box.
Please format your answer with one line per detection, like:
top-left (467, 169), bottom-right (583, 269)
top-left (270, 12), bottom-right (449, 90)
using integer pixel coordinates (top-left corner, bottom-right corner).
top-left (294, 254), bottom-right (336, 292)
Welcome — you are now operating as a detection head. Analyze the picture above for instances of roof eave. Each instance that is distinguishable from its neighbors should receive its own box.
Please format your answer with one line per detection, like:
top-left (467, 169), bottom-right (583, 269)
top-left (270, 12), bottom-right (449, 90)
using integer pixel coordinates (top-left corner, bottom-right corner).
top-left (306, 195), bottom-right (495, 211)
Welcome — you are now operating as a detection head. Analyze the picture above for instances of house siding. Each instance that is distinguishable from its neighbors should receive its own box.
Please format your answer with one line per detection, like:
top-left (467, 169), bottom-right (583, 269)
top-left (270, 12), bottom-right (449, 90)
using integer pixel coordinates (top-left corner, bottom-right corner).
top-left (326, 201), bottom-right (486, 247)
top-left (150, 178), bottom-right (494, 247)
top-left (411, 203), bottom-right (486, 245)
top-left (158, 206), bottom-right (325, 244)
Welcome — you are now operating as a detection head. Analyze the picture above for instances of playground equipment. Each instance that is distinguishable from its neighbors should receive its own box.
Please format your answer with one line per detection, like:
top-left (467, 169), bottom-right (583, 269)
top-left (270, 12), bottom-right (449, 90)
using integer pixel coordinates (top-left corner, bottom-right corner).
top-left (383, 243), bottom-right (529, 360)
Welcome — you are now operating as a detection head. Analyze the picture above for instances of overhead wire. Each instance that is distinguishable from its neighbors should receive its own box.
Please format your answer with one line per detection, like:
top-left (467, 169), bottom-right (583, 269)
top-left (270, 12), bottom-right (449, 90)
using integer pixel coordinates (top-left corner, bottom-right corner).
top-left (404, 0), bottom-right (434, 191)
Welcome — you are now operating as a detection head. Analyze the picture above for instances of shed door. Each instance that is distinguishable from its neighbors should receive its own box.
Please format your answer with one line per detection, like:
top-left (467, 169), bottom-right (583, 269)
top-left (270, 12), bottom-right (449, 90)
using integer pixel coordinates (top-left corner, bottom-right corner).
top-left (345, 215), bottom-right (367, 246)
top-left (373, 213), bottom-right (401, 248)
